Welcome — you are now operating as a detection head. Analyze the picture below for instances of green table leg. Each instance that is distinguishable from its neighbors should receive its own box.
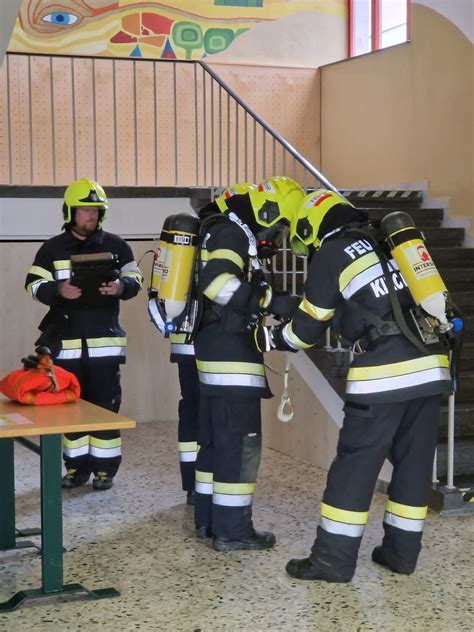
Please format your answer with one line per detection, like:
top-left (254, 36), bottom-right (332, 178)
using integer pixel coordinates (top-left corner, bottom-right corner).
top-left (0, 433), bottom-right (120, 612)
top-left (0, 439), bottom-right (16, 550)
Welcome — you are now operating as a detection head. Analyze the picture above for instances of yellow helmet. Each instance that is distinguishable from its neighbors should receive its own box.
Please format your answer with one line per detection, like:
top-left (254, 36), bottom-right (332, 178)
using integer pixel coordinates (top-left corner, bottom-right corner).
top-left (249, 176), bottom-right (305, 227)
top-left (215, 182), bottom-right (257, 212)
top-left (63, 178), bottom-right (108, 227)
top-left (290, 189), bottom-right (354, 255)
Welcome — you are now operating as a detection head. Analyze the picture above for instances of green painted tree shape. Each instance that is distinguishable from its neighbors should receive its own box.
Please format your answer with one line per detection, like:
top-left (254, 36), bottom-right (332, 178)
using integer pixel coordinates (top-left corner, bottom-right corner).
top-left (204, 28), bottom-right (235, 55)
top-left (172, 21), bottom-right (204, 60)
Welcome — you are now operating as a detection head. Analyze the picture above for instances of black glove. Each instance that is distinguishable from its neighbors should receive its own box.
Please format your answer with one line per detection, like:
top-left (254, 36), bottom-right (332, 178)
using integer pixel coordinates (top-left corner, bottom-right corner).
top-left (267, 292), bottom-right (300, 321)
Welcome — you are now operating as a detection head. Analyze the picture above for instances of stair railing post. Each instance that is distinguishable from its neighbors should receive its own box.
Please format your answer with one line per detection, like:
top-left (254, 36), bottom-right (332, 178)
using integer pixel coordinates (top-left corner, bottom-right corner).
top-left (446, 392), bottom-right (456, 490)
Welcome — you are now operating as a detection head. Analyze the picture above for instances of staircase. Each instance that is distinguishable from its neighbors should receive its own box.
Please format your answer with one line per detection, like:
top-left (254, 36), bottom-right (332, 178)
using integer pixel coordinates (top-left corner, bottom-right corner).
top-left (293, 189), bottom-right (474, 516)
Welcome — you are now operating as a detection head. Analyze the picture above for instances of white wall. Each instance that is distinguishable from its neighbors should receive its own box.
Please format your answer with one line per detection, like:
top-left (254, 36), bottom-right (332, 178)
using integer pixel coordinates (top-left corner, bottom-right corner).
top-left (414, 0), bottom-right (474, 42)
top-left (0, 197), bottom-right (194, 240)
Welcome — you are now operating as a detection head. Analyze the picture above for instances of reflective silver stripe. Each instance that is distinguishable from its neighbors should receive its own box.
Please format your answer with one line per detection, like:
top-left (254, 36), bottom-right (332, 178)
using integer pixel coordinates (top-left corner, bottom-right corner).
top-left (55, 269), bottom-right (71, 281)
top-left (198, 372), bottom-right (267, 388)
top-left (180, 452), bottom-right (197, 463)
top-left (171, 343), bottom-right (195, 356)
top-left (342, 262), bottom-right (384, 299)
top-left (57, 348), bottom-right (82, 360)
top-left (120, 260), bottom-right (143, 285)
top-left (89, 446), bottom-right (122, 458)
top-left (213, 493), bottom-right (253, 507)
top-left (320, 516), bottom-right (365, 538)
top-left (383, 512), bottom-right (425, 532)
top-left (195, 481), bottom-right (213, 495)
top-left (29, 279), bottom-right (49, 298)
top-left (63, 444), bottom-right (89, 458)
top-left (213, 277), bottom-right (242, 306)
top-left (346, 366), bottom-right (452, 395)
top-left (88, 346), bottom-right (126, 358)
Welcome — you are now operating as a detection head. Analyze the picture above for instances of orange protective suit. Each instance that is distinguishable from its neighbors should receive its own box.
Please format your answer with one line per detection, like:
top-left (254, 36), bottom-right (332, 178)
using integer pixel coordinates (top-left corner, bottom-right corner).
top-left (0, 365), bottom-right (80, 405)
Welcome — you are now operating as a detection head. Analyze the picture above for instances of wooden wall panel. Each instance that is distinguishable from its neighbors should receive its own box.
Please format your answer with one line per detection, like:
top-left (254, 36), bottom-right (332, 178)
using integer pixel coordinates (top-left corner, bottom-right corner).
top-left (29, 57), bottom-right (54, 184)
top-left (1, 55), bottom-right (321, 189)
top-left (0, 59), bottom-right (9, 183)
top-left (51, 57), bottom-right (74, 185)
top-left (115, 60), bottom-right (137, 186)
top-left (175, 63), bottom-right (198, 187)
top-left (72, 58), bottom-right (95, 181)
top-left (136, 62), bottom-right (157, 187)
top-left (94, 59), bottom-right (116, 186)
top-left (9, 55), bottom-right (32, 184)
top-left (155, 62), bottom-right (175, 186)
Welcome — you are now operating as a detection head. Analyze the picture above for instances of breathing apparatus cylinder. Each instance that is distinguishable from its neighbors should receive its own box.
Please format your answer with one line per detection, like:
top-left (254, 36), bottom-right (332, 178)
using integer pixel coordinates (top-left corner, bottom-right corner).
top-left (149, 216), bottom-right (172, 296)
top-left (380, 211), bottom-right (451, 331)
top-left (159, 213), bottom-right (200, 332)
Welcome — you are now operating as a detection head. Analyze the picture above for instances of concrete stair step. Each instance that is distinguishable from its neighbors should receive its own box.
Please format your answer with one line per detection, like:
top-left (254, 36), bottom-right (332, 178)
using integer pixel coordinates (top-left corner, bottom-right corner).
top-left (365, 207), bottom-right (443, 225)
top-left (436, 437), bottom-right (474, 477)
top-left (439, 401), bottom-right (474, 439)
top-left (422, 227), bottom-right (465, 247)
top-left (340, 189), bottom-right (424, 207)
top-left (450, 291), bottom-right (474, 311)
top-left (431, 248), bottom-right (474, 267)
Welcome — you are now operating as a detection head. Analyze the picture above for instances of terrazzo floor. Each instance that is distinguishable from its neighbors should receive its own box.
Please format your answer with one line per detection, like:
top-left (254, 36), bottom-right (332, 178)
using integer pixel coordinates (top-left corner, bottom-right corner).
top-left (1, 421), bottom-right (473, 632)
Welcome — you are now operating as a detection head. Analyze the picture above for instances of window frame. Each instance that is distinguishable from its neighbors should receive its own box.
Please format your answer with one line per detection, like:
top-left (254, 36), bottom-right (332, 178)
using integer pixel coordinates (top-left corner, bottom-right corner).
top-left (348, 0), bottom-right (411, 57)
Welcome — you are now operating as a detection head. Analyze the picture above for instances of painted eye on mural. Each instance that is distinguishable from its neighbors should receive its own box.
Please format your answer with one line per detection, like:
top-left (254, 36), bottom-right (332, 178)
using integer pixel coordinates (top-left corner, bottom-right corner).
top-left (41, 12), bottom-right (79, 26)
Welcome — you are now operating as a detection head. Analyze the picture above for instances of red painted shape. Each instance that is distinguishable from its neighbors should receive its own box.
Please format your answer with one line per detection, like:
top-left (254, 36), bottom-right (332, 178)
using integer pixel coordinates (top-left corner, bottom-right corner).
top-left (111, 31), bottom-right (137, 44)
top-left (142, 12), bottom-right (172, 35)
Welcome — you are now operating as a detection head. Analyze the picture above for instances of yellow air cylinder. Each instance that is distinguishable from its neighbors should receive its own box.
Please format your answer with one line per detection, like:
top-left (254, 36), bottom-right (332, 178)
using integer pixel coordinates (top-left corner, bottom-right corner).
top-left (159, 214), bottom-right (200, 330)
top-left (149, 216), bottom-right (171, 295)
top-left (380, 211), bottom-right (449, 327)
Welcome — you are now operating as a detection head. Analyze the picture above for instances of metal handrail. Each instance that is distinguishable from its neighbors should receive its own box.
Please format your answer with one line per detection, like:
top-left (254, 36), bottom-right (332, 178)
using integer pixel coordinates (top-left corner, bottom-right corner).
top-left (200, 61), bottom-right (343, 197)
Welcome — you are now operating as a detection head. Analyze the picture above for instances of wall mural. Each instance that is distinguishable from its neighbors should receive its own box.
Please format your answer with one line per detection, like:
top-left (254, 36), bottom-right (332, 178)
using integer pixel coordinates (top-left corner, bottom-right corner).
top-left (8, 0), bottom-right (346, 60)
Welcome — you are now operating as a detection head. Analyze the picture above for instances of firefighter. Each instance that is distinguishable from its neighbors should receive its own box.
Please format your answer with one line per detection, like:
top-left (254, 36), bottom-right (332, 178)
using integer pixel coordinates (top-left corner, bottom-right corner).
top-left (259, 189), bottom-right (453, 580)
top-left (25, 178), bottom-right (143, 490)
top-left (193, 176), bottom-right (304, 551)
top-left (148, 183), bottom-right (259, 505)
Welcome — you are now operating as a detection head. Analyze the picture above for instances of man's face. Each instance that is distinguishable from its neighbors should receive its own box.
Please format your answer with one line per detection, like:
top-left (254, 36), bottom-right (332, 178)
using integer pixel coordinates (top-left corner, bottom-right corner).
top-left (73, 206), bottom-right (99, 235)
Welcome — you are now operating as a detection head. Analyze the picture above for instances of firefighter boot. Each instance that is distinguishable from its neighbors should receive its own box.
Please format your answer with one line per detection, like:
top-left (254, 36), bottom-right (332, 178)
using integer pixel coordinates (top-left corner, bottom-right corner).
top-left (62, 469), bottom-right (91, 489)
top-left (371, 546), bottom-right (415, 575)
top-left (213, 530), bottom-right (276, 552)
top-left (92, 472), bottom-right (115, 490)
top-left (285, 557), bottom-right (352, 583)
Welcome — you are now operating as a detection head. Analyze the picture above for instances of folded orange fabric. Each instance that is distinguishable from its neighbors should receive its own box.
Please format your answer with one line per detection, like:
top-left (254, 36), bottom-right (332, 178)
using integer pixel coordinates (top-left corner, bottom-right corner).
top-left (0, 366), bottom-right (81, 405)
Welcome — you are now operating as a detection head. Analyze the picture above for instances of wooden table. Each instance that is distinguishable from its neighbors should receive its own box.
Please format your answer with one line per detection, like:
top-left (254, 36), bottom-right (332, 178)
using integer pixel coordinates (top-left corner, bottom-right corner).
top-left (0, 396), bottom-right (135, 612)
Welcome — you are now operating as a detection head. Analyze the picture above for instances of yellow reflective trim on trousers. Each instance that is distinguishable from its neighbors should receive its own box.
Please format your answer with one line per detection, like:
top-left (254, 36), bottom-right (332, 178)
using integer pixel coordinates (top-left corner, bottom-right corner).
top-left (196, 360), bottom-right (265, 376)
top-left (339, 252), bottom-right (379, 293)
top-left (200, 250), bottom-right (209, 262)
top-left (28, 265), bottom-right (54, 281)
top-left (53, 260), bottom-right (71, 271)
top-left (178, 441), bottom-right (198, 452)
top-left (61, 339), bottom-right (82, 350)
top-left (89, 437), bottom-right (122, 449)
top-left (170, 333), bottom-right (187, 343)
top-left (385, 500), bottom-right (427, 520)
top-left (196, 470), bottom-right (213, 483)
top-left (86, 337), bottom-right (127, 348)
top-left (213, 482), bottom-right (256, 495)
top-left (208, 249), bottom-right (244, 270)
top-left (348, 354), bottom-right (450, 381)
top-left (321, 502), bottom-right (369, 525)
top-left (203, 272), bottom-right (235, 301)
top-left (63, 435), bottom-right (90, 448)
top-left (282, 322), bottom-right (313, 350)
top-left (299, 297), bottom-right (335, 321)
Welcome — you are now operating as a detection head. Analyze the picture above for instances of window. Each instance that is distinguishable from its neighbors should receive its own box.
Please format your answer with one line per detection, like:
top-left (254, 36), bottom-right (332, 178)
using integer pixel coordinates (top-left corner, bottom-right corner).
top-left (349, 0), bottom-right (410, 57)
